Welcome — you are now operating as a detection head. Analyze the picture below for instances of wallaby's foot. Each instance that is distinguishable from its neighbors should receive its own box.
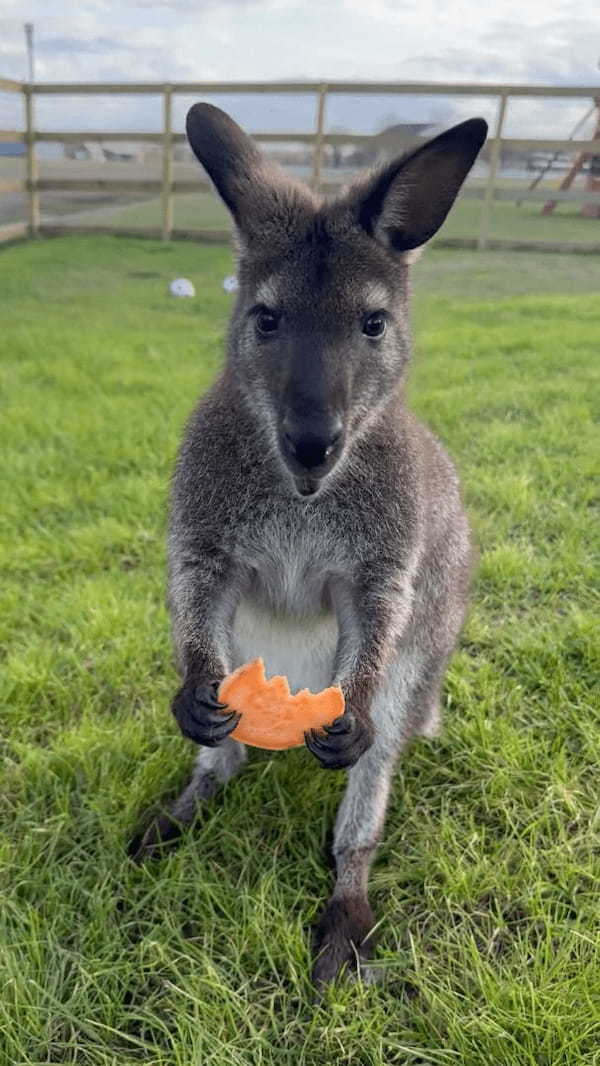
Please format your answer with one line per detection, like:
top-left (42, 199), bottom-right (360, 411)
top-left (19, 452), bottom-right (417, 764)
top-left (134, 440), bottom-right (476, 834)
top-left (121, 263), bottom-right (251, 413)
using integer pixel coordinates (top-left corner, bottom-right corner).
top-left (128, 738), bottom-right (247, 863)
top-left (128, 769), bottom-right (222, 862)
top-left (128, 810), bottom-right (185, 863)
top-left (172, 679), bottom-right (240, 746)
top-left (311, 895), bottom-right (376, 986)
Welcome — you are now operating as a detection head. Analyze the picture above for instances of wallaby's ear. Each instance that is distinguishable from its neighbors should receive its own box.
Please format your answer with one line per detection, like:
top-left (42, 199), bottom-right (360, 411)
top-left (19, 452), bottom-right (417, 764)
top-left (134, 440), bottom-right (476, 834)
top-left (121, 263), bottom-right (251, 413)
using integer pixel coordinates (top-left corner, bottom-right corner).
top-left (186, 102), bottom-right (316, 244)
top-left (353, 117), bottom-right (488, 253)
top-left (186, 102), bottom-right (263, 224)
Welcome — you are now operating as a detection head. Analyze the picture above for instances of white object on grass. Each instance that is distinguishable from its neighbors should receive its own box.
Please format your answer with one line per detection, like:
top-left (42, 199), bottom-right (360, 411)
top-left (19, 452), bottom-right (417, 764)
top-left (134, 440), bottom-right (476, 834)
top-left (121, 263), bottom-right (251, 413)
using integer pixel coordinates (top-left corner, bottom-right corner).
top-left (223, 275), bottom-right (239, 293)
top-left (169, 278), bottom-right (195, 298)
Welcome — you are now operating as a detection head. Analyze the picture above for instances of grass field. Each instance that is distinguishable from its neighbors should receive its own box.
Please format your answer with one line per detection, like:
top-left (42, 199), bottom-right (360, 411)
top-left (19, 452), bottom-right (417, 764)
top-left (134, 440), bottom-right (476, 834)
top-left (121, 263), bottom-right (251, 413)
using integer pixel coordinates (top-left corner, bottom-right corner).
top-left (1, 236), bottom-right (599, 1065)
top-left (39, 188), bottom-right (600, 245)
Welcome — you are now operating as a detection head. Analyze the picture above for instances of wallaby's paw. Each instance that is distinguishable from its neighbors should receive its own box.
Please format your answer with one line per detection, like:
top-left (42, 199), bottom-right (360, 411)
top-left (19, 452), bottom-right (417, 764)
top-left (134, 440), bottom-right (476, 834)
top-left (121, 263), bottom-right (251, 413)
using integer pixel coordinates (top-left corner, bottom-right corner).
top-left (127, 812), bottom-right (183, 863)
top-left (305, 710), bottom-right (373, 770)
top-left (172, 680), bottom-right (241, 747)
top-left (311, 896), bottom-right (376, 986)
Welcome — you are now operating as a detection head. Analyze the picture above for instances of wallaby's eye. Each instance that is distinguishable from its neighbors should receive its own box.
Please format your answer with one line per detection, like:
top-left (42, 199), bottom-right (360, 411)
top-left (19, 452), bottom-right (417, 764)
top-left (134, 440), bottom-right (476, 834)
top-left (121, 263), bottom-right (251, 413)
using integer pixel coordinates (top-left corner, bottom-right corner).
top-left (362, 312), bottom-right (387, 338)
top-left (256, 309), bottom-right (279, 336)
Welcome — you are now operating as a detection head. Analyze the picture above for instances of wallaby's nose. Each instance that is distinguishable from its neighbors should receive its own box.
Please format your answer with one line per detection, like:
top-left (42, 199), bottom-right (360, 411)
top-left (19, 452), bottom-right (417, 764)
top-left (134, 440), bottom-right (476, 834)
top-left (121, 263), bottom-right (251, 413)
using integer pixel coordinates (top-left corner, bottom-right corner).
top-left (282, 416), bottom-right (344, 472)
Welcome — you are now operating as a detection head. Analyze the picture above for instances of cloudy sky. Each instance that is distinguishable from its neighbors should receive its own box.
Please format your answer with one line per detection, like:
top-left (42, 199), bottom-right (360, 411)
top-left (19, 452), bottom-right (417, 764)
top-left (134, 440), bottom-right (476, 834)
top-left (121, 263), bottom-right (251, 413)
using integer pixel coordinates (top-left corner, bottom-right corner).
top-left (1, 0), bottom-right (599, 137)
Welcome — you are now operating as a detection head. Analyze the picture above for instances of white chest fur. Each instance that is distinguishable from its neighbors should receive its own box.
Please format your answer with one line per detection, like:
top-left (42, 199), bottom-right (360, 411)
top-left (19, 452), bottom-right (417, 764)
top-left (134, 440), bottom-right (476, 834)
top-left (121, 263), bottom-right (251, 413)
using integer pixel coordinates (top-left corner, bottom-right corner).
top-left (230, 512), bottom-right (343, 693)
top-left (231, 597), bottom-right (339, 695)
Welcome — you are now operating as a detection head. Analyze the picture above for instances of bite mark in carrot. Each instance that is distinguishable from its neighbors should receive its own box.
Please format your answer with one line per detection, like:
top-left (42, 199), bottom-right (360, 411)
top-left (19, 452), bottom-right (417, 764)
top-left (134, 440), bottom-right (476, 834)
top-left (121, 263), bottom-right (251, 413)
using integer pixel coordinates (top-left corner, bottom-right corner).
top-left (217, 658), bottom-right (344, 750)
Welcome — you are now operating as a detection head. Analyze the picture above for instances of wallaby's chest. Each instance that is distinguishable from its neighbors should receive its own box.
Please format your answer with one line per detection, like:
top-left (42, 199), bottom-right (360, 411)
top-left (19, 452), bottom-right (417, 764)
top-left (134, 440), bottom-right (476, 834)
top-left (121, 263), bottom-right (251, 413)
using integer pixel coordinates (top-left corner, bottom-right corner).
top-left (229, 504), bottom-right (343, 691)
top-left (232, 504), bottom-right (345, 615)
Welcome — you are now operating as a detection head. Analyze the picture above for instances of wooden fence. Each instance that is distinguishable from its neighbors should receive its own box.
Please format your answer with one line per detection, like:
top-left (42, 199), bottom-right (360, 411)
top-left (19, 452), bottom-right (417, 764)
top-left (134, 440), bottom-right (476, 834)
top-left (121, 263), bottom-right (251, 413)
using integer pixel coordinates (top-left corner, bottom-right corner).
top-left (1, 77), bottom-right (600, 252)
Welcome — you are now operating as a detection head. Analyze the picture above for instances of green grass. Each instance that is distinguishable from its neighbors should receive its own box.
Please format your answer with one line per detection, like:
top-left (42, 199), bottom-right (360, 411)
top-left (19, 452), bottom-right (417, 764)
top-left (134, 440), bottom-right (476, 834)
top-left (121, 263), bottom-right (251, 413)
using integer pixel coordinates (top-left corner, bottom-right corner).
top-left (1, 235), bottom-right (599, 1065)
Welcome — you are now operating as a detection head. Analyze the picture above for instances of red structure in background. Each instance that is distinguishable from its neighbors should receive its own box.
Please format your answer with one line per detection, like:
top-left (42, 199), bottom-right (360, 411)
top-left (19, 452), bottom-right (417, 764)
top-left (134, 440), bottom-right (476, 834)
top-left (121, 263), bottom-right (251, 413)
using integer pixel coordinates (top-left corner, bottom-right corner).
top-left (542, 96), bottom-right (600, 218)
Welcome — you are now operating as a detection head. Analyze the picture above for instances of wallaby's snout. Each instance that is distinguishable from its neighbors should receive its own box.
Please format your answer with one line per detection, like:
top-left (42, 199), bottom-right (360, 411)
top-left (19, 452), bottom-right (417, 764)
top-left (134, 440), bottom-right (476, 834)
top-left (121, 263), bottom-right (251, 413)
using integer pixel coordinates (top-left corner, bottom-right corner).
top-left (278, 353), bottom-right (347, 489)
top-left (281, 410), bottom-right (344, 477)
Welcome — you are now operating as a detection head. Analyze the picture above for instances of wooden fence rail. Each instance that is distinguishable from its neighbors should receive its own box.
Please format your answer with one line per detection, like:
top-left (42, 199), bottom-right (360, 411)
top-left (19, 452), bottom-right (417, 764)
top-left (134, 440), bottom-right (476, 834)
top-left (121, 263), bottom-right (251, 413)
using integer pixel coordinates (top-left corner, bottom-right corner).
top-left (1, 77), bottom-right (600, 250)
top-left (19, 80), bottom-right (600, 96)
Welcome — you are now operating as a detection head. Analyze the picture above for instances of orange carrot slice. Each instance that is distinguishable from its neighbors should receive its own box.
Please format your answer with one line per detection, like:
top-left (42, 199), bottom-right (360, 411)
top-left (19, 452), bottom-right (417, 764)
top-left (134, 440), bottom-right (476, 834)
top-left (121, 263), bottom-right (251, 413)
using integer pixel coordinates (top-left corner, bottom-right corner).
top-left (217, 658), bottom-right (344, 750)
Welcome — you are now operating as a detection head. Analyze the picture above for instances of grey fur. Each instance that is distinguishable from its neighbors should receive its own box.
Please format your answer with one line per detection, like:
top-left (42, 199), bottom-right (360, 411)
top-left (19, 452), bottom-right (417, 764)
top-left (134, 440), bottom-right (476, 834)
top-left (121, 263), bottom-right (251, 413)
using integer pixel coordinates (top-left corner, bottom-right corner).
top-left (137, 103), bottom-right (487, 983)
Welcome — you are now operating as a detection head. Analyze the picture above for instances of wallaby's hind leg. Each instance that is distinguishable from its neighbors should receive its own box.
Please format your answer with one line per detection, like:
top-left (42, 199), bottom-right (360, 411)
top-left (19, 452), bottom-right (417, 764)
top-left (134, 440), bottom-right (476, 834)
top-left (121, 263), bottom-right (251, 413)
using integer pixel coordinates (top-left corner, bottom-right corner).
top-left (312, 655), bottom-right (447, 986)
top-left (312, 737), bottom-right (396, 985)
top-left (129, 738), bottom-right (247, 861)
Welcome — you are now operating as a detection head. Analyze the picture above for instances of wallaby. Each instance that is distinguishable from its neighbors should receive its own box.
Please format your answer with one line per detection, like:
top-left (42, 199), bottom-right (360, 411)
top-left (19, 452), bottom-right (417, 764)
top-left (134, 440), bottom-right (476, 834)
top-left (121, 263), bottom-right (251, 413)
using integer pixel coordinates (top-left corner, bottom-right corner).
top-left (132, 103), bottom-right (487, 986)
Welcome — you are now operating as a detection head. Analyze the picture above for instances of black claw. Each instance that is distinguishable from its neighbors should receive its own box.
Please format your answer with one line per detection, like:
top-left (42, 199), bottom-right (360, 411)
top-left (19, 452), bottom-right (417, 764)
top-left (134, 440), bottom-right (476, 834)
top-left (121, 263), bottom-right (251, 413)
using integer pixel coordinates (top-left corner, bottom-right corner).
top-left (219, 709), bottom-right (240, 725)
top-left (214, 712), bottom-right (241, 733)
top-left (313, 740), bottom-right (340, 757)
top-left (304, 730), bottom-right (348, 767)
top-left (202, 712), bottom-right (241, 744)
top-left (307, 730), bottom-right (347, 755)
top-left (324, 712), bottom-right (354, 736)
top-left (194, 682), bottom-right (228, 710)
top-left (304, 729), bottom-right (327, 752)
top-left (190, 706), bottom-right (238, 728)
top-left (181, 715), bottom-right (240, 746)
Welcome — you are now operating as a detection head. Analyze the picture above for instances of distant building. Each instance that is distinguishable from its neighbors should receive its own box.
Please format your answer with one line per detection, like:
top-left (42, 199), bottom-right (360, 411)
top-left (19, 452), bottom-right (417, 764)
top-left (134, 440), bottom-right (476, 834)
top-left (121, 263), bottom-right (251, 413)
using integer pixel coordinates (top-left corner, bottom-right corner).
top-left (373, 121), bottom-right (432, 157)
top-left (63, 141), bottom-right (141, 162)
top-left (326, 122), bottom-right (434, 169)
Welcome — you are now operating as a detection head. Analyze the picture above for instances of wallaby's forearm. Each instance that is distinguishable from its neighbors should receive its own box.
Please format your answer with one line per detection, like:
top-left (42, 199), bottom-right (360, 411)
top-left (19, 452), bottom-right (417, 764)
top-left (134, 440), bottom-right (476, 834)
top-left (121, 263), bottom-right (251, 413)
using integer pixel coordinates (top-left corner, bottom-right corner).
top-left (331, 560), bottom-right (416, 716)
top-left (305, 561), bottom-right (414, 770)
top-left (167, 541), bottom-right (244, 747)
top-left (168, 540), bottom-right (237, 683)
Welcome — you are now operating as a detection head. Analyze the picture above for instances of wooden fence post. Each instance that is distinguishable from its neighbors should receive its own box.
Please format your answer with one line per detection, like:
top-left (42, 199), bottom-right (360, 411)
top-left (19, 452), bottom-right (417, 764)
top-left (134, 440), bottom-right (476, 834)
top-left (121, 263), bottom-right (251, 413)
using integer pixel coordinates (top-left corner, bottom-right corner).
top-left (478, 90), bottom-right (508, 250)
top-left (161, 85), bottom-right (173, 241)
top-left (312, 84), bottom-right (327, 191)
top-left (24, 85), bottom-right (40, 237)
